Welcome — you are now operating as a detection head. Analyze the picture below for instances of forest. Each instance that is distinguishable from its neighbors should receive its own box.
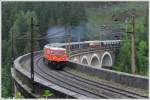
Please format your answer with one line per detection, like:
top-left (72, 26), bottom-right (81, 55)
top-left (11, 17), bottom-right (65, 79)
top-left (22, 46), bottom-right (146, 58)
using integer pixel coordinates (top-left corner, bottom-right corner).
top-left (2, 2), bottom-right (148, 98)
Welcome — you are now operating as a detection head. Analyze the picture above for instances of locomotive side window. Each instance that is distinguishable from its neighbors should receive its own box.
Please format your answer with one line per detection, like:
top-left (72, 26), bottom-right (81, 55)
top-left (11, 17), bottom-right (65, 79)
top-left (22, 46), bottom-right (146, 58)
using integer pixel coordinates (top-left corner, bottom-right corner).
top-left (47, 49), bottom-right (51, 54)
top-left (54, 50), bottom-right (66, 55)
top-left (48, 48), bottom-right (66, 55)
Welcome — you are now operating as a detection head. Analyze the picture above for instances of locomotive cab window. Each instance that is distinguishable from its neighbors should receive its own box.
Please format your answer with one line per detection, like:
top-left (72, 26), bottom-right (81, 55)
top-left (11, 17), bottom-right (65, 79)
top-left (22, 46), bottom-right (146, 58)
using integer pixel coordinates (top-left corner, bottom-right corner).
top-left (53, 50), bottom-right (66, 55)
top-left (46, 49), bottom-right (50, 54)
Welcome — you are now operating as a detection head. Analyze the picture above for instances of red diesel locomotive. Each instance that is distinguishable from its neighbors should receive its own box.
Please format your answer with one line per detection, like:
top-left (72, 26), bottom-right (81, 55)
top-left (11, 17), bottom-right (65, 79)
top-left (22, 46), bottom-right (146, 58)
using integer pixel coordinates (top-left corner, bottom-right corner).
top-left (43, 44), bottom-right (69, 70)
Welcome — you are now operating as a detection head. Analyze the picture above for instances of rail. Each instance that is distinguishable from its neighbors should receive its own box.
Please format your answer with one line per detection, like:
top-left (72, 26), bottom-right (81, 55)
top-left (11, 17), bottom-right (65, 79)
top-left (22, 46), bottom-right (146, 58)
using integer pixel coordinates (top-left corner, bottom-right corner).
top-left (12, 49), bottom-right (148, 98)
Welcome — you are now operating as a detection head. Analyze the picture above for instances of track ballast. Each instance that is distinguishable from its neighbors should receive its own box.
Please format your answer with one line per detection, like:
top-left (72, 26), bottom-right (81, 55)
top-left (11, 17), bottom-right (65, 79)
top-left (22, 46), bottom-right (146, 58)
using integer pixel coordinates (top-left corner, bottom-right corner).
top-left (34, 56), bottom-right (148, 99)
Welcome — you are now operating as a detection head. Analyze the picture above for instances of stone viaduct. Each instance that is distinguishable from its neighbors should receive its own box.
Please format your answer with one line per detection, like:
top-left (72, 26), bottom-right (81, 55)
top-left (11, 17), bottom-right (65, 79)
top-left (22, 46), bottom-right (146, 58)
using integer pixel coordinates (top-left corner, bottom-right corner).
top-left (70, 49), bottom-right (116, 69)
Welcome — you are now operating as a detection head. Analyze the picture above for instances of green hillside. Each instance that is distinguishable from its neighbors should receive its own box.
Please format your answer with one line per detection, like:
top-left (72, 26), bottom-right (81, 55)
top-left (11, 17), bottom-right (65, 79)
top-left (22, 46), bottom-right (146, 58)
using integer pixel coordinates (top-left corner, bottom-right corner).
top-left (2, 2), bottom-right (148, 98)
top-left (85, 2), bottom-right (148, 40)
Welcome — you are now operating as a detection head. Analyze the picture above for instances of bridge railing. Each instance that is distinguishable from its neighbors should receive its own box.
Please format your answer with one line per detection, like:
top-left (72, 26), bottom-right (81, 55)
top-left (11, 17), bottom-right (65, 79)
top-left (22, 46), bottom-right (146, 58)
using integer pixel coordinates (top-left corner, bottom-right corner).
top-left (12, 48), bottom-right (148, 98)
top-left (69, 47), bottom-right (115, 60)
top-left (66, 61), bottom-right (148, 90)
top-left (12, 51), bottom-right (84, 98)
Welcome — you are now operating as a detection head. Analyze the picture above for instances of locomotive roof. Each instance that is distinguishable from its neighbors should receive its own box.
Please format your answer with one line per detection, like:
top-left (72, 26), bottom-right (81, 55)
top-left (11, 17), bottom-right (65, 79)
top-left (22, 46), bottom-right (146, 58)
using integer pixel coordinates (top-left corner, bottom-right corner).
top-left (44, 44), bottom-right (66, 51)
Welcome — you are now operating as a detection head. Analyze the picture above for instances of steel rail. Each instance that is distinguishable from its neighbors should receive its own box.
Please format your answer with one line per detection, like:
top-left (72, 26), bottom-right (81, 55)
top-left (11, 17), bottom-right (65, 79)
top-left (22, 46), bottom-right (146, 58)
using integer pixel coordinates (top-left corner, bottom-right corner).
top-left (61, 70), bottom-right (148, 98)
top-left (35, 56), bottom-right (148, 98)
top-left (20, 53), bottom-right (148, 98)
top-left (34, 56), bottom-right (104, 98)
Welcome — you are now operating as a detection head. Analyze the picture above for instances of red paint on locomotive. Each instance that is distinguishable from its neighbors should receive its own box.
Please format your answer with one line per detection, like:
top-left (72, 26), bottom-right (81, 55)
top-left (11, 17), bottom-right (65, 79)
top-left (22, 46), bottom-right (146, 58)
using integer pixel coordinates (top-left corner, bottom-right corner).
top-left (44, 47), bottom-right (69, 62)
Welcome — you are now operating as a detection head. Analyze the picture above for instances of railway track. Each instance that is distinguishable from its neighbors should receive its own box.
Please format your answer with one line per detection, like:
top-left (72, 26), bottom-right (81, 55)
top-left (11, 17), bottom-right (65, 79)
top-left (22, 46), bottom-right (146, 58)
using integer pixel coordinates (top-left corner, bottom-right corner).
top-left (61, 70), bottom-right (148, 98)
top-left (34, 57), bottom-right (105, 98)
top-left (34, 55), bottom-right (148, 99)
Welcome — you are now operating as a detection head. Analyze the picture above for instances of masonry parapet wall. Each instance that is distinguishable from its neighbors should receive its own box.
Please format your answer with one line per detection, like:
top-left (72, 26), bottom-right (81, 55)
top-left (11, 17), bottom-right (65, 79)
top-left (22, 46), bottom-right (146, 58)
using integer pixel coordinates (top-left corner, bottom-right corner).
top-left (67, 61), bottom-right (148, 90)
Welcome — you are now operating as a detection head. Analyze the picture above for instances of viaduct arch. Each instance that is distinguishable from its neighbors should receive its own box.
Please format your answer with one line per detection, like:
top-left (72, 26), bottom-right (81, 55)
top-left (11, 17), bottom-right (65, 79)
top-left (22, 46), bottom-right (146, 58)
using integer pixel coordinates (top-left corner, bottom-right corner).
top-left (90, 54), bottom-right (100, 67)
top-left (100, 51), bottom-right (113, 68)
top-left (81, 56), bottom-right (89, 65)
top-left (71, 51), bottom-right (113, 68)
